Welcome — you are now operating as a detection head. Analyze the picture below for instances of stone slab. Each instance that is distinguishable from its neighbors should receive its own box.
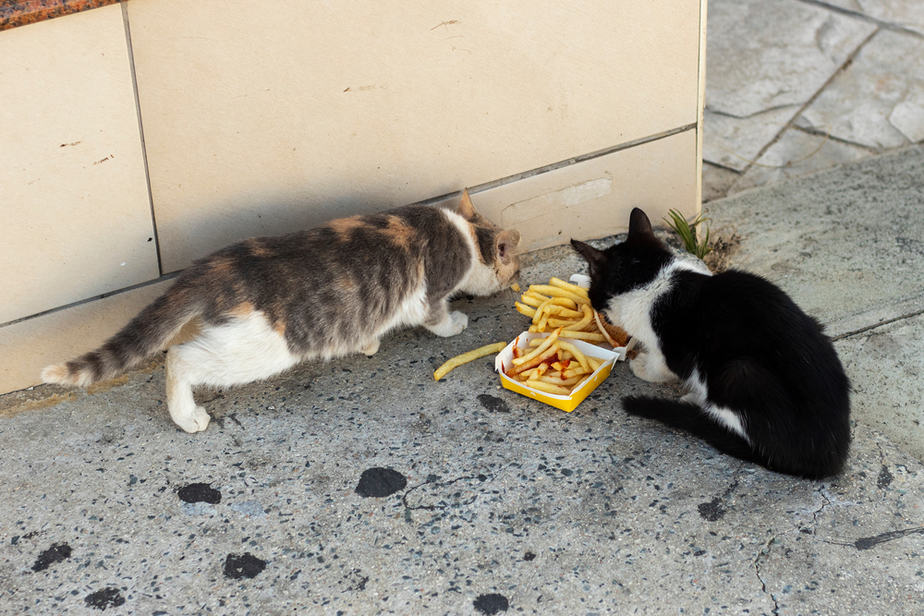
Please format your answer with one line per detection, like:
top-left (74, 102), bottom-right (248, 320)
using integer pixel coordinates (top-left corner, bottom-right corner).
top-left (836, 313), bottom-right (924, 459)
top-left (730, 127), bottom-right (874, 193)
top-left (823, 0), bottom-right (924, 35)
top-left (702, 162), bottom-right (741, 203)
top-left (706, 0), bottom-right (875, 117)
top-left (798, 29), bottom-right (924, 150)
top-left (703, 106), bottom-right (798, 171)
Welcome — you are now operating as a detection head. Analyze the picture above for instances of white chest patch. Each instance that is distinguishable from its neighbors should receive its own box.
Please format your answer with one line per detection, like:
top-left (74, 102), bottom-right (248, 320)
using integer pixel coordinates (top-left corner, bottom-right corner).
top-left (604, 257), bottom-right (711, 355)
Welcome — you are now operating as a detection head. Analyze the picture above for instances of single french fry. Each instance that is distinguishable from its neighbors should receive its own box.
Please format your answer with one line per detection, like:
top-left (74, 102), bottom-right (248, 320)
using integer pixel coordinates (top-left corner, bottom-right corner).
top-left (525, 379), bottom-right (571, 395)
top-left (434, 341), bottom-right (507, 380)
top-left (515, 302), bottom-right (536, 318)
top-left (519, 293), bottom-right (547, 308)
top-left (587, 357), bottom-right (604, 371)
top-left (558, 330), bottom-right (607, 342)
top-left (548, 277), bottom-right (590, 297)
top-left (510, 282), bottom-right (521, 292)
top-left (527, 285), bottom-right (586, 305)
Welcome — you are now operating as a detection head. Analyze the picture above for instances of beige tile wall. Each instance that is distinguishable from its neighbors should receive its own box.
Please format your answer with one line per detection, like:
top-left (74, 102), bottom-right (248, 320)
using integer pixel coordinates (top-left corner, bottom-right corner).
top-left (1, 0), bottom-right (705, 394)
top-left (126, 0), bottom-right (704, 272)
top-left (0, 280), bottom-right (172, 393)
top-left (0, 5), bottom-right (156, 324)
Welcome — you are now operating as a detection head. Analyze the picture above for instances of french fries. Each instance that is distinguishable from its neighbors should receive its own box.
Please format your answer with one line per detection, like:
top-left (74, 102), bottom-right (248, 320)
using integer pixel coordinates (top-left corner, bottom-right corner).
top-left (502, 329), bottom-right (606, 396)
top-left (434, 341), bottom-right (507, 381)
top-left (514, 276), bottom-right (630, 347)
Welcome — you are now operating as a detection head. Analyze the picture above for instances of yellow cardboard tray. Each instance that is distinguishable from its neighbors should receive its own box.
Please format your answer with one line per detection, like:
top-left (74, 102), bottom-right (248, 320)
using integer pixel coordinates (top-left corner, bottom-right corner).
top-left (494, 331), bottom-right (624, 412)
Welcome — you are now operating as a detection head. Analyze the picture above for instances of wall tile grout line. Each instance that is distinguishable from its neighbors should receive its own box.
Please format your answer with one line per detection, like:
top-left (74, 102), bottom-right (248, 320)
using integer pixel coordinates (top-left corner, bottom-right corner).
top-left (0, 272), bottom-right (181, 330)
top-left (121, 2), bottom-right (163, 276)
top-left (413, 122), bottom-right (699, 206)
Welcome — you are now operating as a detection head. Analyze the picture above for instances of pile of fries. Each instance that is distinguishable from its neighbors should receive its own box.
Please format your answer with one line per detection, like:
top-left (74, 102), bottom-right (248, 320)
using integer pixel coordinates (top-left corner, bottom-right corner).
top-left (502, 327), bottom-right (605, 396)
top-left (515, 277), bottom-right (629, 347)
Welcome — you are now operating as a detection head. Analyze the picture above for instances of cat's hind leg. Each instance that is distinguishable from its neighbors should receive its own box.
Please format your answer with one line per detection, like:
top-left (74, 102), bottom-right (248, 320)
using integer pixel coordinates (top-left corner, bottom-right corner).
top-left (423, 299), bottom-right (468, 337)
top-left (164, 311), bottom-right (301, 433)
top-left (165, 346), bottom-right (211, 433)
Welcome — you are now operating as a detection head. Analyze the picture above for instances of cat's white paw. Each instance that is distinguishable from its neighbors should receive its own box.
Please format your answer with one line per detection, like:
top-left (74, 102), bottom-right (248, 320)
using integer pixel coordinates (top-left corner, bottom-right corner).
top-left (629, 352), bottom-right (678, 384)
top-left (362, 339), bottom-right (381, 356)
top-left (444, 311), bottom-right (469, 336)
top-left (428, 311), bottom-right (469, 337)
top-left (172, 405), bottom-right (211, 433)
top-left (680, 391), bottom-right (705, 406)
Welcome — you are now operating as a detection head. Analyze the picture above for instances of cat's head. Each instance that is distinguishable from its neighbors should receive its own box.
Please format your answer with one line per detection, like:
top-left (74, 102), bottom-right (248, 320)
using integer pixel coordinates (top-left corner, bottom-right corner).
top-left (455, 190), bottom-right (521, 293)
top-left (570, 208), bottom-right (672, 311)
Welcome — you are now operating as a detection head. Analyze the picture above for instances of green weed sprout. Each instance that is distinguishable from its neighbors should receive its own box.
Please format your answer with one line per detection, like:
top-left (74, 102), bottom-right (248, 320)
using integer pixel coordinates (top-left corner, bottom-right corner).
top-left (664, 209), bottom-right (711, 259)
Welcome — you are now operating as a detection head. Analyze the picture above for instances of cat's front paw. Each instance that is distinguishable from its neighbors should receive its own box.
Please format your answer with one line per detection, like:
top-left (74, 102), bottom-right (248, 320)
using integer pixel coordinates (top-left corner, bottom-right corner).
top-left (446, 311), bottom-right (469, 336)
top-left (362, 339), bottom-right (381, 356)
top-left (629, 352), bottom-right (678, 384)
top-left (428, 311), bottom-right (469, 337)
top-left (172, 405), bottom-right (211, 433)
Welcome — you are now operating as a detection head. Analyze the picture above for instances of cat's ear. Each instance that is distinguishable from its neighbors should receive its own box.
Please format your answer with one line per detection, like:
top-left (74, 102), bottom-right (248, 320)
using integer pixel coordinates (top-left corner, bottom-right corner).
top-left (571, 239), bottom-right (605, 276)
top-left (628, 207), bottom-right (654, 239)
top-left (495, 229), bottom-right (520, 264)
top-left (456, 188), bottom-right (478, 221)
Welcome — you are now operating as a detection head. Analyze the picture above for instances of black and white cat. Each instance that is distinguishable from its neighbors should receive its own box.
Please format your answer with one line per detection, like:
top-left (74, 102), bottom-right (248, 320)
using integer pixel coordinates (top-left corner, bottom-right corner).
top-left (572, 208), bottom-right (850, 478)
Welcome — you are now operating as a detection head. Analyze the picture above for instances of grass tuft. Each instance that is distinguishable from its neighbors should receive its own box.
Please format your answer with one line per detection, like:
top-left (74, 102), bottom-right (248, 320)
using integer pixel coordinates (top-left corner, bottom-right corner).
top-left (664, 209), bottom-right (712, 259)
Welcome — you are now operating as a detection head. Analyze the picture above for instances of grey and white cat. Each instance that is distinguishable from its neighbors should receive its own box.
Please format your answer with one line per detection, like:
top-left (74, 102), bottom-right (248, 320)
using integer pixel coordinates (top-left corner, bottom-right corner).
top-left (43, 192), bottom-right (520, 433)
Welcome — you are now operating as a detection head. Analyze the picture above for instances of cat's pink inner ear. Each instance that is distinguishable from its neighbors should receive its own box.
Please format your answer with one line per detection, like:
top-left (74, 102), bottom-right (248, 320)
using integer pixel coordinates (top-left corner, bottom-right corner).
top-left (496, 229), bottom-right (520, 262)
top-left (457, 188), bottom-right (477, 220)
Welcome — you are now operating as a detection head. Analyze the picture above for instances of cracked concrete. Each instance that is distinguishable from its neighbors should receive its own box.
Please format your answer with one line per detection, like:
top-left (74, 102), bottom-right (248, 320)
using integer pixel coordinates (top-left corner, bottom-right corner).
top-left (1, 147), bottom-right (922, 614)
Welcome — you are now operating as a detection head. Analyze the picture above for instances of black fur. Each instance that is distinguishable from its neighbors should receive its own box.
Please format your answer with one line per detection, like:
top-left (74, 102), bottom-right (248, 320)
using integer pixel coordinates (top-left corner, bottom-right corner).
top-left (573, 208), bottom-right (851, 479)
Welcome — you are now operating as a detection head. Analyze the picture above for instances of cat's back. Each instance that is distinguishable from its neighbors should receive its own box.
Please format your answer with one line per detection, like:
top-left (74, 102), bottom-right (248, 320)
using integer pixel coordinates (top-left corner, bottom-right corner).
top-left (695, 269), bottom-right (848, 398)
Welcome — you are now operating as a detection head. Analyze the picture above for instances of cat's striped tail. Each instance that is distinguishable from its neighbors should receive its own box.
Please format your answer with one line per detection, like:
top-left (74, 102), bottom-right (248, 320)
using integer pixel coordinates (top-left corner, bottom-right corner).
top-left (41, 285), bottom-right (201, 387)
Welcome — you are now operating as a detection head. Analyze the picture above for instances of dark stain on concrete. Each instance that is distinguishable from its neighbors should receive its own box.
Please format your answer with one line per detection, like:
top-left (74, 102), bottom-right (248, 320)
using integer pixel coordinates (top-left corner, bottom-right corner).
top-left (177, 482), bottom-right (221, 504)
top-left (223, 552), bottom-right (267, 579)
top-left (697, 497), bottom-right (726, 521)
top-left (31, 543), bottom-right (72, 572)
top-left (477, 394), bottom-right (510, 413)
top-left (84, 587), bottom-right (125, 610)
top-left (474, 593), bottom-right (510, 614)
top-left (877, 465), bottom-right (893, 489)
top-left (356, 467), bottom-right (407, 497)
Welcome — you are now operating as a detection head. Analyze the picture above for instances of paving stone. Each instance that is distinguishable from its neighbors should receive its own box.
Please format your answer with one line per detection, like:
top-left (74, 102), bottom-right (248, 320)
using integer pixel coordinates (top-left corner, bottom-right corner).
top-left (706, 0), bottom-right (875, 117)
top-left (703, 106), bottom-right (798, 171)
top-left (730, 127), bottom-right (873, 193)
top-left (822, 0), bottom-right (924, 35)
top-left (798, 29), bottom-right (924, 150)
top-left (702, 162), bottom-right (740, 203)
top-left (836, 314), bottom-right (924, 459)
